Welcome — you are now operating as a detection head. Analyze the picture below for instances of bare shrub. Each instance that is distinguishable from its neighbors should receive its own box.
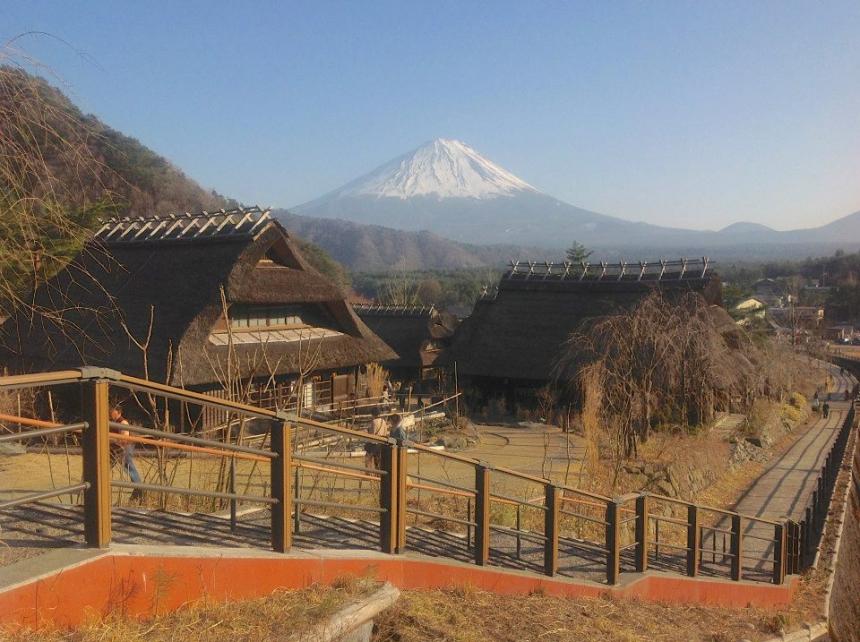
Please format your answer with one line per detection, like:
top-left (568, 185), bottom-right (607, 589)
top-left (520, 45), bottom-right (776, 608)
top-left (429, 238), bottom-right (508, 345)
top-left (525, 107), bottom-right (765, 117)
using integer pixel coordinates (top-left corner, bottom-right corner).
top-left (554, 292), bottom-right (767, 460)
top-left (364, 362), bottom-right (387, 399)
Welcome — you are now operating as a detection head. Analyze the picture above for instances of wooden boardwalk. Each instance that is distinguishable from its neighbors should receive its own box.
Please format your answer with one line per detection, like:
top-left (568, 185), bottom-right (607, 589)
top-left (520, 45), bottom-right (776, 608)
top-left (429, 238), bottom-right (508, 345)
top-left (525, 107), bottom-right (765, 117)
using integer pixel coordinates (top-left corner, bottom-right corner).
top-left (729, 362), bottom-right (854, 564)
top-left (1, 362), bottom-right (854, 587)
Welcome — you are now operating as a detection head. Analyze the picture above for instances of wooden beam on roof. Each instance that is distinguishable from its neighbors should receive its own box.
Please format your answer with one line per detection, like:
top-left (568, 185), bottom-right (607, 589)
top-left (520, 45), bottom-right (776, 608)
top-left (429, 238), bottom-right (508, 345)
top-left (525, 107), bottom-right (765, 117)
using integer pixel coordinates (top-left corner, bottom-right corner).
top-left (133, 221), bottom-right (154, 239)
top-left (232, 211), bottom-right (253, 232)
top-left (194, 216), bottom-right (217, 237)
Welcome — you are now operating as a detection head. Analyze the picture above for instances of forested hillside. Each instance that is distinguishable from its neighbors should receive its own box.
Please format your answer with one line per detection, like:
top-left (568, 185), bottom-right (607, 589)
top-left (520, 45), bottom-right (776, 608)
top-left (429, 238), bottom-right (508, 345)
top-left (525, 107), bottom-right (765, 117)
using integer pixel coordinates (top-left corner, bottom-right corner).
top-left (0, 67), bottom-right (349, 302)
top-left (276, 211), bottom-right (548, 272)
top-left (1, 67), bottom-right (229, 217)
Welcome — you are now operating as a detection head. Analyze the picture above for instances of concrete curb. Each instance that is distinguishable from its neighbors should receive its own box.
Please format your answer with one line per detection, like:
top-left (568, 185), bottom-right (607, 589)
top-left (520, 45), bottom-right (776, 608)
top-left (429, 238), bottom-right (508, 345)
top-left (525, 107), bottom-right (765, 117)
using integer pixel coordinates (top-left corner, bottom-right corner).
top-left (752, 622), bottom-right (829, 642)
top-left (286, 582), bottom-right (399, 642)
top-left (822, 425), bottom-right (856, 622)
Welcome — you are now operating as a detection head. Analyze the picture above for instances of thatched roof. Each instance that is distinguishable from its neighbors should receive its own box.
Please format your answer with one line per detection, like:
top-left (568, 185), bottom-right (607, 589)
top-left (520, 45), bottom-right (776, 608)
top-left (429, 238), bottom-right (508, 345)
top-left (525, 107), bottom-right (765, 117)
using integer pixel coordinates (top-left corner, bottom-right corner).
top-left (0, 207), bottom-right (395, 386)
top-left (450, 260), bottom-right (723, 382)
top-left (354, 305), bottom-right (459, 370)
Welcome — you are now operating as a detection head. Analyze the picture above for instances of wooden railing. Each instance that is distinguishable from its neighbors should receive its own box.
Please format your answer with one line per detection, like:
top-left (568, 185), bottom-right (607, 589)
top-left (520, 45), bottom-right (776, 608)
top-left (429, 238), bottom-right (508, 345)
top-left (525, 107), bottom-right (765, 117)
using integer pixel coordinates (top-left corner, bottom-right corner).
top-left (2, 366), bottom-right (847, 587)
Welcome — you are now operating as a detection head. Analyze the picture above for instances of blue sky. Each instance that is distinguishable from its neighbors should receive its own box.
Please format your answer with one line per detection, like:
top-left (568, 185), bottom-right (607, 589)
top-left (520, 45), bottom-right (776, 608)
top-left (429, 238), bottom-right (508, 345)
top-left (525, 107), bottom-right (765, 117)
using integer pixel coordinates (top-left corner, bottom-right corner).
top-left (2, 1), bottom-right (859, 230)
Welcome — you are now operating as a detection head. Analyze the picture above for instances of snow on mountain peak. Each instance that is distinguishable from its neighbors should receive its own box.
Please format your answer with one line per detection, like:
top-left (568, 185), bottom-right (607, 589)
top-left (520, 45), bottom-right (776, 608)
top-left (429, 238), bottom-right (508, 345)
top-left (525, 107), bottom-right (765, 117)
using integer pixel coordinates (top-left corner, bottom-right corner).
top-left (333, 138), bottom-right (536, 200)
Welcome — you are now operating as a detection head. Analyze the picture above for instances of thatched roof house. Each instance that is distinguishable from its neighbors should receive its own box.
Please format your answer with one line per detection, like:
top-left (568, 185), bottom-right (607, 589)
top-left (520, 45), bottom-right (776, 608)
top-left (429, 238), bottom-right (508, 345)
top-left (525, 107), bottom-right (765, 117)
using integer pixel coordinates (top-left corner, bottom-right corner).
top-left (450, 258), bottom-right (722, 392)
top-left (353, 304), bottom-right (458, 379)
top-left (0, 208), bottom-right (395, 396)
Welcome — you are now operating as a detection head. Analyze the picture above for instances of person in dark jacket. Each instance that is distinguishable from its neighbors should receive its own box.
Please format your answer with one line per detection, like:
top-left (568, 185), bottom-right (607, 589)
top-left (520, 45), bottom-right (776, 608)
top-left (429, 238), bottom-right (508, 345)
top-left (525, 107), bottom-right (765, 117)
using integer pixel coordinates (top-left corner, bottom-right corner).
top-left (389, 413), bottom-right (406, 442)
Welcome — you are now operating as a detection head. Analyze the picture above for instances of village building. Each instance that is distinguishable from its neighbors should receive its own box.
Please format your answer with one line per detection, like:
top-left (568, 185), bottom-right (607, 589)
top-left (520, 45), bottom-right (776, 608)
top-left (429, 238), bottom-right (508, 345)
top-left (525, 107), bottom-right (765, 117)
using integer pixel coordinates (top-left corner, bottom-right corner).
top-left (0, 207), bottom-right (396, 419)
top-left (824, 324), bottom-right (855, 343)
top-left (751, 278), bottom-right (784, 307)
top-left (768, 305), bottom-right (824, 332)
top-left (353, 304), bottom-right (459, 387)
top-left (448, 258), bottom-right (722, 408)
top-left (732, 297), bottom-right (767, 326)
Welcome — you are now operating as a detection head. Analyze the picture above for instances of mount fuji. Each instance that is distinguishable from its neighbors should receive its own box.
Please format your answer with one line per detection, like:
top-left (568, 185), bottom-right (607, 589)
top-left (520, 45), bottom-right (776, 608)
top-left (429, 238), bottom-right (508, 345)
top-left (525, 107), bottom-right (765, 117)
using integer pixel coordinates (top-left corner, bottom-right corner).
top-left (287, 138), bottom-right (860, 258)
top-left (291, 138), bottom-right (673, 248)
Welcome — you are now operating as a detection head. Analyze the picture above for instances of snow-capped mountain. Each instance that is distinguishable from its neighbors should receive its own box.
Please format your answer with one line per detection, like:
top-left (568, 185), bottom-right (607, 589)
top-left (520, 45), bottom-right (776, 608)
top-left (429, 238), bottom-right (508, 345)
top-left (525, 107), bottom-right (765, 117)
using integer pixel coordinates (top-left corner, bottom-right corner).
top-left (290, 138), bottom-right (860, 253)
top-left (293, 138), bottom-right (656, 247)
top-left (324, 138), bottom-right (536, 200)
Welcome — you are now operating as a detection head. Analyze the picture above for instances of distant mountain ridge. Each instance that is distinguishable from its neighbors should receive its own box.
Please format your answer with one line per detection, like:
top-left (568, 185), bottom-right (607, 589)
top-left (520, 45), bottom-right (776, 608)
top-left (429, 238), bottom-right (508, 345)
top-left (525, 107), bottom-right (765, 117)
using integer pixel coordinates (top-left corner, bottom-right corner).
top-left (294, 138), bottom-right (860, 254)
top-left (275, 210), bottom-right (546, 271)
top-left (12, 68), bottom-right (856, 274)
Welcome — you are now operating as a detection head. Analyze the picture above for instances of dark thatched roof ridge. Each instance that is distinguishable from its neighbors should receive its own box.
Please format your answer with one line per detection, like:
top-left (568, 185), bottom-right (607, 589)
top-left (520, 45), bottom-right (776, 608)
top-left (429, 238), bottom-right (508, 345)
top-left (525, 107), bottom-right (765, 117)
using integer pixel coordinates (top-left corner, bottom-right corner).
top-left (355, 304), bottom-right (459, 370)
top-left (450, 273), bottom-right (722, 382)
top-left (0, 211), bottom-right (396, 386)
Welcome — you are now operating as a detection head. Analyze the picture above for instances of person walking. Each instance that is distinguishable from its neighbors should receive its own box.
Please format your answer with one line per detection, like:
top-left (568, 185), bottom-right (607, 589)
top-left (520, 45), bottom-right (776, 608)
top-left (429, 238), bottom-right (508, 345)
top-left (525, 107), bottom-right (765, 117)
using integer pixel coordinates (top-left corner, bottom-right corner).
top-left (365, 406), bottom-right (388, 470)
top-left (109, 405), bottom-right (143, 501)
top-left (822, 402), bottom-right (830, 419)
top-left (389, 413), bottom-right (406, 442)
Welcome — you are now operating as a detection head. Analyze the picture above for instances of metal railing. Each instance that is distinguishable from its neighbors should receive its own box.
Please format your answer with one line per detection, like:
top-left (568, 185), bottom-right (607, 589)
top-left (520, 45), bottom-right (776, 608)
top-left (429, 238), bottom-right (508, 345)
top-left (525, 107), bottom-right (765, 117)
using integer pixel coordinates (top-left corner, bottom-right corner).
top-left (0, 366), bottom-right (840, 587)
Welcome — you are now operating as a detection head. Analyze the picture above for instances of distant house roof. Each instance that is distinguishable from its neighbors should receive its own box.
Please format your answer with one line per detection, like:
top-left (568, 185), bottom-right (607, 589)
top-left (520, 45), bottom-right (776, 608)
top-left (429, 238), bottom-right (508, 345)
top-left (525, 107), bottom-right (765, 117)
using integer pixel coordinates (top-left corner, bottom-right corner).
top-left (0, 207), bottom-right (395, 386)
top-left (449, 258), bottom-right (722, 382)
top-left (733, 298), bottom-right (767, 312)
top-left (753, 278), bottom-right (782, 294)
top-left (768, 306), bottom-right (824, 328)
top-left (354, 304), bottom-right (459, 370)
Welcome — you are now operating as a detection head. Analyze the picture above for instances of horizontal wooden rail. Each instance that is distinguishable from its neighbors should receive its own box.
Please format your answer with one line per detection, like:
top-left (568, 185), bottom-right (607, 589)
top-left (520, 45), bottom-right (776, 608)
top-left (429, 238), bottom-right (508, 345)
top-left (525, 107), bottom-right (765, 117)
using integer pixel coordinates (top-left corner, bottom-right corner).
top-left (296, 461), bottom-right (380, 482)
top-left (0, 422), bottom-right (87, 443)
top-left (296, 498), bottom-right (387, 514)
top-left (293, 454), bottom-right (384, 477)
top-left (116, 375), bottom-right (279, 420)
top-left (407, 482), bottom-right (473, 499)
top-left (112, 480), bottom-right (277, 505)
top-left (0, 370), bottom-right (83, 391)
top-left (408, 507), bottom-right (476, 528)
top-left (559, 508), bottom-right (610, 526)
top-left (0, 483), bottom-right (89, 510)
top-left (491, 523), bottom-right (548, 542)
top-left (407, 473), bottom-right (476, 496)
top-left (110, 433), bottom-right (270, 462)
top-left (117, 422), bottom-right (275, 458)
top-left (648, 492), bottom-right (781, 527)
top-left (491, 491), bottom-right (547, 509)
top-left (0, 413), bottom-right (71, 429)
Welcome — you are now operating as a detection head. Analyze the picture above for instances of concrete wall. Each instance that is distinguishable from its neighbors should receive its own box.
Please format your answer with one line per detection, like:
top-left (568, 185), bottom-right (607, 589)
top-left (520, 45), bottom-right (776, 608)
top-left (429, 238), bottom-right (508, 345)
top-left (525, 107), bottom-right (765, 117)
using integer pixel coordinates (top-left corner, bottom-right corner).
top-left (827, 433), bottom-right (860, 642)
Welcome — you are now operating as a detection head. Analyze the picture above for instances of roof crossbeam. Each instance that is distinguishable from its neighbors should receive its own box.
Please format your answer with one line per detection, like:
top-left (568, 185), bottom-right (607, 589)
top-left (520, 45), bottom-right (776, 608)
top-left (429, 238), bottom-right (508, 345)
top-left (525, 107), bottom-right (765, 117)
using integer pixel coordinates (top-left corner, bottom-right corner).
top-left (94, 206), bottom-right (272, 245)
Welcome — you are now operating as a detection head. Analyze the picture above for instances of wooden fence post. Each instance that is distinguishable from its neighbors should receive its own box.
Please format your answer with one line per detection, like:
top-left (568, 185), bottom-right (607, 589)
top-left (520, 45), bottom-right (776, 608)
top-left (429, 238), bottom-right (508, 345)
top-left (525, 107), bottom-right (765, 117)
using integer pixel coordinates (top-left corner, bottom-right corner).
top-left (82, 379), bottom-right (111, 548)
top-left (773, 522), bottom-right (786, 585)
top-left (790, 521), bottom-right (800, 574)
top-left (380, 442), bottom-right (398, 554)
top-left (686, 505), bottom-right (700, 577)
top-left (635, 494), bottom-right (648, 573)
top-left (544, 484), bottom-right (559, 576)
top-left (397, 444), bottom-right (408, 553)
top-left (271, 420), bottom-right (292, 553)
top-left (475, 465), bottom-right (490, 566)
top-left (605, 500), bottom-right (620, 585)
top-left (730, 514), bottom-right (742, 581)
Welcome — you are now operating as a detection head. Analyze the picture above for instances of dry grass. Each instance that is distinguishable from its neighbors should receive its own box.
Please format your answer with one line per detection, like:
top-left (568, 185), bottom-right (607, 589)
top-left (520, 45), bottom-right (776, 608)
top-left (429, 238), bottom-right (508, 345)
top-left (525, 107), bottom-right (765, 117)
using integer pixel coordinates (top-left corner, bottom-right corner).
top-left (372, 586), bottom-right (798, 642)
top-left (1, 577), bottom-right (380, 642)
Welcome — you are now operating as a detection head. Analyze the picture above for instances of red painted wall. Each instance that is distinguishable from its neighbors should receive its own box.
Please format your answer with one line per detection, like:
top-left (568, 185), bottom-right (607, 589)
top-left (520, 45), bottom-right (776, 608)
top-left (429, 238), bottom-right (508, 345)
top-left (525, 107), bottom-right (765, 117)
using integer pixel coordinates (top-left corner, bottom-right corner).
top-left (0, 552), bottom-right (797, 630)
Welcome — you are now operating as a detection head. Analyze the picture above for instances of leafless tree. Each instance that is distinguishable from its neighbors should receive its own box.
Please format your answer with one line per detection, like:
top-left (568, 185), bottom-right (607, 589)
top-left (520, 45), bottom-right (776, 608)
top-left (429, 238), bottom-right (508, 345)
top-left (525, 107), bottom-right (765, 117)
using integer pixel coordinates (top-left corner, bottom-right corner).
top-left (555, 293), bottom-right (761, 464)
